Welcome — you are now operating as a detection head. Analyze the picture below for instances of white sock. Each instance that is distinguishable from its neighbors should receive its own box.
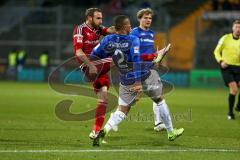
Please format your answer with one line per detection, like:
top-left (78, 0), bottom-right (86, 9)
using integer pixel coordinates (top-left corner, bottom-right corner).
top-left (104, 110), bottom-right (126, 133)
top-left (153, 102), bottom-right (164, 126)
top-left (157, 100), bottom-right (173, 133)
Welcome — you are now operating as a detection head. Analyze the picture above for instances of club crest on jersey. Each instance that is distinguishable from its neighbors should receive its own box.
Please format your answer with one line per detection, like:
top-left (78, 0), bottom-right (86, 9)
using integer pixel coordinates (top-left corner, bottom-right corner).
top-left (74, 34), bottom-right (83, 43)
top-left (134, 47), bottom-right (139, 54)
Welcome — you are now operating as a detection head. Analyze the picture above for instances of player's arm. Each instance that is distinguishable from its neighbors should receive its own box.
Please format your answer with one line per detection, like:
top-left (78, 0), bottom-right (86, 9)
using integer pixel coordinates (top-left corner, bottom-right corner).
top-left (75, 49), bottom-right (97, 74)
top-left (129, 30), bottom-right (154, 61)
top-left (73, 27), bottom-right (97, 74)
top-left (140, 53), bottom-right (156, 61)
top-left (214, 36), bottom-right (224, 63)
top-left (90, 38), bottom-right (107, 60)
top-left (130, 30), bottom-right (162, 61)
top-left (107, 26), bottom-right (116, 34)
top-left (130, 37), bottom-right (143, 92)
top-left (100, 26), bottom-right (116, 35)
top-left (153, 44), bottom-right (171, 63)
top-left (214, 35), bottom-right (227, 68)
top-left (133, 43), bottom-right (170, 62)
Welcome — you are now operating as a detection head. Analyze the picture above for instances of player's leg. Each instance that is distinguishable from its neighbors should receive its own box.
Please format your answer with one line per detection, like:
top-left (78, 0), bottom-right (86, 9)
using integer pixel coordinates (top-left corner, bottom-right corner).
top-left (236, 81), bottom-right (240, 112)
top-left (142, 70), bottom-right (184, 141)
top-left (104, 105), bottom-right (130, 134)
top-left (105, 82), bottom-right (139, 132)
top-left (89, 74), bottom-right (110, 139)
top-left (89, 86), bottom-right (108, 139)
top-left (234, 68), bottom-right (240, 112)
top-left (221, 67), bottom-right (237, 119)
top-left (92, 105), bottom-right (130, 146)
top-left (227, 82), bottom-right (238, 119)
top-left (154, 97), bottom-right (184, 141)
top-left (153, 102), bottom-right (166, 131)
top-left (151, 68), bottom-right (165, 131)
top-left (92, 83), bottom-right (139, 146)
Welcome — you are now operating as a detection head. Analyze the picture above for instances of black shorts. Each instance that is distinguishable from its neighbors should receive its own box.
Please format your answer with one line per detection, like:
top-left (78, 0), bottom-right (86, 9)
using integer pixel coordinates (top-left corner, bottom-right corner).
top-left (221, 65), bottom-right (240, 86)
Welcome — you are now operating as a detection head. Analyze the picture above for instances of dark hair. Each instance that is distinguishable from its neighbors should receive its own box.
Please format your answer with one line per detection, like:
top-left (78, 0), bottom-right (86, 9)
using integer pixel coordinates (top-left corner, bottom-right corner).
top-left (233, 20), bottom-right (240, 25)
top-left (137, 8), bottom-right (154, 19)
top-left (85, 8), bottom-right (102, 18)
top-left (114, 15), bottom-right (129, 31)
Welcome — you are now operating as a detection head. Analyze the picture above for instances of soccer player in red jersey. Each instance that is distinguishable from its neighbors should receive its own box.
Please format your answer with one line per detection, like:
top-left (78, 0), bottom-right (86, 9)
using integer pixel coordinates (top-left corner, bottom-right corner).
top-left (72, 8), bottom-right (115, 139)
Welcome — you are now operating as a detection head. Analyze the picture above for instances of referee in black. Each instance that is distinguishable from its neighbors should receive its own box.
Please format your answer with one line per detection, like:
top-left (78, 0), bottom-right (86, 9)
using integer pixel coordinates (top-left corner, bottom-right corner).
top-left (214, 20), bottom-right (240, 120)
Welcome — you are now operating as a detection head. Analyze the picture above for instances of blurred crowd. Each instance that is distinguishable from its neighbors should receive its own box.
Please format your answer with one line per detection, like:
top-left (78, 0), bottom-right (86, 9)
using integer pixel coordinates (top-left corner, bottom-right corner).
top-left (212, 0), bottom-right (240, 10)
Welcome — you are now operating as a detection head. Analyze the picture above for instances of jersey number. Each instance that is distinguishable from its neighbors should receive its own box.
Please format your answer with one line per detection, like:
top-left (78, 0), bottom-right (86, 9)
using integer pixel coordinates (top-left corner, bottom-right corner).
top-left (113, 49), bottom-right (128, 69)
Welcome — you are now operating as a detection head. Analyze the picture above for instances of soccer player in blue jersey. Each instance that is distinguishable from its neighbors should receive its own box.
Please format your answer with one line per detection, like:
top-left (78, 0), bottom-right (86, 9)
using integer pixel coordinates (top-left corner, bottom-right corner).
top-left (90, 15), bottom-right (184, 146)
top-left (130, 8), bottom-right (166, 132)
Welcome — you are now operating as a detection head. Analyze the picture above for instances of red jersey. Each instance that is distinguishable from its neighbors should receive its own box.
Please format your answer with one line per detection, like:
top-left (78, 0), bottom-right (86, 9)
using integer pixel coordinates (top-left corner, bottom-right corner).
top-left (72, 22), bottom-right (111, 89)
top-left (72, 22), bottom-right (108, 57)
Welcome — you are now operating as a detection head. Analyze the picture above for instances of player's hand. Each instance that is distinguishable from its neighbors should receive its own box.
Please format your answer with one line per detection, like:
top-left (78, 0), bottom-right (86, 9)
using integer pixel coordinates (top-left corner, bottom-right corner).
top-left (153, 43), bottom-right (171, 63)
top-left (154, 62), bottom-right (162, 69)
top-left (220, 61), bottom-right (228, 69)
top-left (129, 81), bottom-right (142, 92)
top-left (88, 64), bottom-right (98, 75)
top-left (107, 26), bottom-right (116, 34)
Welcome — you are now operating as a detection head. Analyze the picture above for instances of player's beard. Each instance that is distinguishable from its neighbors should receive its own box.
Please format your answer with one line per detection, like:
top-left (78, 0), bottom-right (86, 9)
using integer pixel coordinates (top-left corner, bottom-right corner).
top-left (92, 21), bottom-right (100, 29)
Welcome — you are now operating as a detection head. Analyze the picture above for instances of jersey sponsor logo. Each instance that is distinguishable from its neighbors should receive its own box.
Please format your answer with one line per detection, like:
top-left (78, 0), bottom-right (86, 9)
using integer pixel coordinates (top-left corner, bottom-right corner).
top-left (104, 40), bottom-right (132, 53)
top-left (85, 40), bottom-right (99, 45)
top-left (140, 38), bottom-right (154, 43)
top-left (140, 33), bottom-right (153, 37)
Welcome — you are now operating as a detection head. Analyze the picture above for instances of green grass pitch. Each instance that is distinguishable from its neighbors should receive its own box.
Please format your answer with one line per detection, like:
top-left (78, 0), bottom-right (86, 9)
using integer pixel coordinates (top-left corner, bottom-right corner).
top-left (0, 82), bottom-right (240, 159)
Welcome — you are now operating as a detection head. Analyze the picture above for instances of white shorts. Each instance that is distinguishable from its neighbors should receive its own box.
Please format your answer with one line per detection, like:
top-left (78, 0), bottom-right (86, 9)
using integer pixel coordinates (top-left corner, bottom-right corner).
top-left (118, 69), bottom-right (162, 106)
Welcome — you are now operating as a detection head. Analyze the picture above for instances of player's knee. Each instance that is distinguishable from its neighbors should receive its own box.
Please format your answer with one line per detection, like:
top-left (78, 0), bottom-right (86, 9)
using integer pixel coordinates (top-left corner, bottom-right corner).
top-left (98, 93), bottom-right (108, 102)
top-left (117, 105), bottom-right (130, 115)
top-left (230, 89), bottom-right (238, 95)
top-left (103, 90), bottom-right (108, 100)
top-left (229, 86), bottom-right (238, 95)
top-left (152, 96), bottom-right (163, 104)
top-left (97, 88), bottom-right (108, 102)
top-left (228, 82), bottom-right (238, 95)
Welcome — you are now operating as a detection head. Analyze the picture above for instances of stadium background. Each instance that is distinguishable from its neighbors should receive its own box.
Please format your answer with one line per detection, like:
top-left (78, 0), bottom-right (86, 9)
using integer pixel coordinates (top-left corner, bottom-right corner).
top-left (1, 0), bottom-right (240, 159)
top-left (1, 0), bottom-right (238, 87)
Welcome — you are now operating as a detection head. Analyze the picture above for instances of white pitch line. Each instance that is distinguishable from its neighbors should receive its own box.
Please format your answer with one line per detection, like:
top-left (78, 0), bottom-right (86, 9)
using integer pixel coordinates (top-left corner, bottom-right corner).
top-left (0, 149), bottom-right (240, 153)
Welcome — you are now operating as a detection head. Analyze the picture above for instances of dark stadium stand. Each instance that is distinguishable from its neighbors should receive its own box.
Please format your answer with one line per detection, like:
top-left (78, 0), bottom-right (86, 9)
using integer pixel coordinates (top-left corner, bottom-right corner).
top-left (0, 0), bottom-right (216, 70)
top-left (195, 20), bottom-right (232, 69)
top-left (163, 0), bottom-right (208, 26)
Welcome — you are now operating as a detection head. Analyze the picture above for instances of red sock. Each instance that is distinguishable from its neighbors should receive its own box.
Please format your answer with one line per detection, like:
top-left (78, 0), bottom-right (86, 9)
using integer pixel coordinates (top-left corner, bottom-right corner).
top-left (93, 101), bottom-right (107, 133)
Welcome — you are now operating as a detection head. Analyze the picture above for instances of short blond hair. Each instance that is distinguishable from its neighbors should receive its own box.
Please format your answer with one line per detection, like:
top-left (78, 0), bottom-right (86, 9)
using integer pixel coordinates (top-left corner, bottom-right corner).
top-left (137, 8), bottom-right (154, 19)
